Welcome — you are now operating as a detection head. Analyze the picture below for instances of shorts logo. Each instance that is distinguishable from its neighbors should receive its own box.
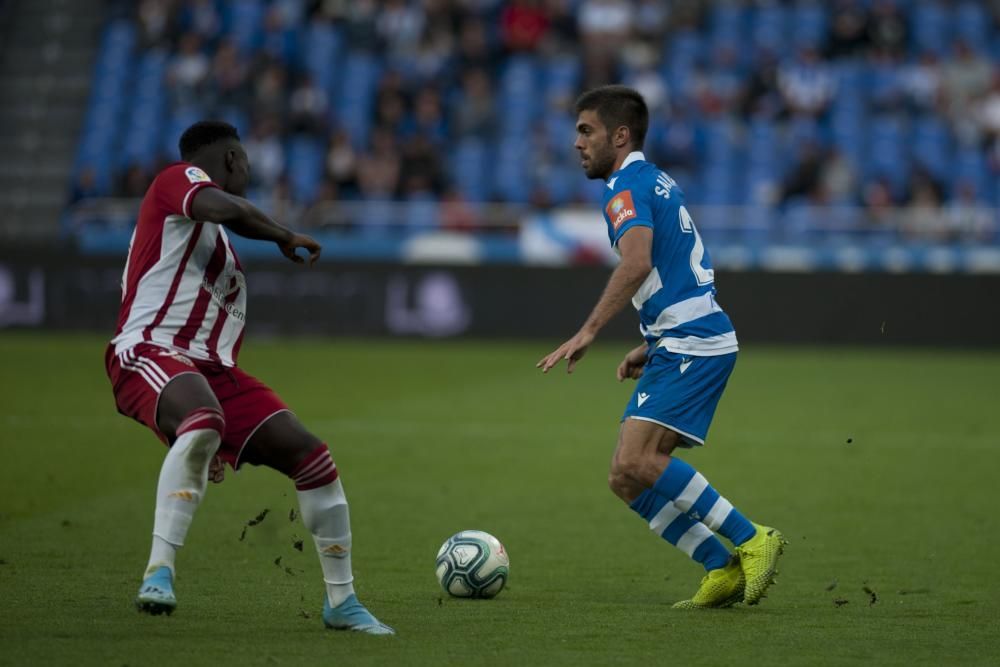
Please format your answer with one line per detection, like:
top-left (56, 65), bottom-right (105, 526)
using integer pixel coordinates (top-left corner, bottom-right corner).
top-left (606, 190), bottom-right (637, 231)
top-left (637, 392), bottom-right (650, 407)
top-left (157, 349), bottom-right (195, 367)
top-left (185, 166), bottom-right (212, 184)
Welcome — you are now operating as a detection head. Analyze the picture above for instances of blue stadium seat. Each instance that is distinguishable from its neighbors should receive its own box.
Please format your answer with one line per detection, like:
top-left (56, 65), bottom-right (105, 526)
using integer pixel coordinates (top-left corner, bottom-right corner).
top-left (303, 21), bottom-right (343, 102)
top-left (954, 1), bottom-right (989, 52)
top-left (452, 138), bottom-right (489, 202)
top-left (792, 4), bottom-right (828, 50)
top-left (751, 4), bottom-right (789, 54)
top-left (334, 52), bottom-right (380, 149)
top-left (286, 135), bottom-right (325, 203)
top-left (910, 115), bottom-right (953, 181)
top-left (223, 0), bottom-right (265, 55)
top-left (866, 115), bottom-right (907, 190)
top-left (912, 2), bottom-right (952, 56)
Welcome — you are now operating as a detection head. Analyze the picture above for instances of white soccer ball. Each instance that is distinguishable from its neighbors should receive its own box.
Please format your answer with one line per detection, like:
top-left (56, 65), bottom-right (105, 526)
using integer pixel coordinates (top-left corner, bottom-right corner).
top-left (435, 530), bottom-right (510, 599)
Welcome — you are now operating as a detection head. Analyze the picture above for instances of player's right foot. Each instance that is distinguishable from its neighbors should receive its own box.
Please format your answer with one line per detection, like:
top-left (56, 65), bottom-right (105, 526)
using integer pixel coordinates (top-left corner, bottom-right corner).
top-left (135, 566), bottom-right (177, 615)
top-left (736, 523), bottom-right (787, 605)
top-left (671, 556), bottom-right (745, 609)
top-left (322, 594), bottom-right (395, 635)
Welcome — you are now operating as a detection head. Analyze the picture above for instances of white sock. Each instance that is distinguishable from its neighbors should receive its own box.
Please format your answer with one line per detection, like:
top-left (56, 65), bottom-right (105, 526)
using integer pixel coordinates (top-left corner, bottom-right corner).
top-left (144, 426), bottom-right (221, 577)
top-left (297, 478), bottom-right (355, 607)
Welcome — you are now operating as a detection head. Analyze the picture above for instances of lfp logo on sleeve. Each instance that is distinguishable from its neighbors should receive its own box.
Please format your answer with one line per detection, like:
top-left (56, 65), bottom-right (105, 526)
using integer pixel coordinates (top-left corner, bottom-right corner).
top-left (606, 190), bottom-right (637, 231)
top-left (185, 167), bottom-right (212, 184)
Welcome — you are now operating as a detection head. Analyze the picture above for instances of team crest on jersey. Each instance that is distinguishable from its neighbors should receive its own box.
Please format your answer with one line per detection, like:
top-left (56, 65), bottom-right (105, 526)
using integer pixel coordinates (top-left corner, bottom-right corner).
top-left (157, 348), bottom-right (195, 367)
top-left (185, 167), bottom-right (212, 184)
top-left (606, 190), bottom-right (637, 231)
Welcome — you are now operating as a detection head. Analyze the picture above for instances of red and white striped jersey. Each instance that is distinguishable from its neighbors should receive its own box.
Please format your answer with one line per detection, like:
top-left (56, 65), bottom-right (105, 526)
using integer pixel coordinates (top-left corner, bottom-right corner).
top-left (111, 162), bottom-right (247, 367)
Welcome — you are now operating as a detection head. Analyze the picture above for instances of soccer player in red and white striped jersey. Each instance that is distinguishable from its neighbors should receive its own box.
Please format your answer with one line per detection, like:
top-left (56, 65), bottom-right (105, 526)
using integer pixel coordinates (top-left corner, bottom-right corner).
top-left (105, 121), bottom-right (393, 634)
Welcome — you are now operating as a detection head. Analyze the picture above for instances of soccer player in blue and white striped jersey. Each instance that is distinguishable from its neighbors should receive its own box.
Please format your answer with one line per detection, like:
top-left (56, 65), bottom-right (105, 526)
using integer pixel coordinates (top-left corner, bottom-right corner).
top-left (538, 86), bottom-right (786, 608)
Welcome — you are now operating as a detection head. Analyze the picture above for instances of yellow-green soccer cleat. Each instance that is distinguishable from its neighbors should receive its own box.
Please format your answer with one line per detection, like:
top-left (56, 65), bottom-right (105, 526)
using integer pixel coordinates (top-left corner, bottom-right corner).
top-left (736, 523), bottom-right (787, 605)
top-left (671, 557), bottom-right (745, 609)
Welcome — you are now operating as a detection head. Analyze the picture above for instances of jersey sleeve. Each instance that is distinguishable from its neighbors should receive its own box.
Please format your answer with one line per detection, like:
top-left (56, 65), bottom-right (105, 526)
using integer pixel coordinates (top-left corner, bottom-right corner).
top-left (605, 182), bottom-right (654, 246)
top-left (153, 164), bottom-right (221, 219)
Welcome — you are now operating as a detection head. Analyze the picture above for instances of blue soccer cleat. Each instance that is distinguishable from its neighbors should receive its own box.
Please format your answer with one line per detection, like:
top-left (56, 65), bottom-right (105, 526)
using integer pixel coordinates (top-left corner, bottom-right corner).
top-left (135, 566), bottom-right (177, 615)
top-left (322, 594), bottom-right (395, 635)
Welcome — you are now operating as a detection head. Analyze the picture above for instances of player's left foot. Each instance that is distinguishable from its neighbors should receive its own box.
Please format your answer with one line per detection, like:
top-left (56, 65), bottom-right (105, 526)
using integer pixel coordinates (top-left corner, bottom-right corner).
top-left (671, 556), bottom-right (745, 609)
top-left (736, 523), bottom-right (787, 605)
top-left (322, 594), bottom-right (395, 635)
top-left (135, 566), bottom-right (177, 615)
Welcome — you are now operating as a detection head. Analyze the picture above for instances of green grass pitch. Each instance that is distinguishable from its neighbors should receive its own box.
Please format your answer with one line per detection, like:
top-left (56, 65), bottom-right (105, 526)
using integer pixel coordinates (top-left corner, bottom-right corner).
top-left (1, 333), bottom-right (999, 666)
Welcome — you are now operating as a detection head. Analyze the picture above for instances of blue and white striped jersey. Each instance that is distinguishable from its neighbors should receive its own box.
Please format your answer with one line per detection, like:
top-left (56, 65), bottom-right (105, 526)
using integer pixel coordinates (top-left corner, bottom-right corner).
top-left (601, 152), bottom-right (738, 356)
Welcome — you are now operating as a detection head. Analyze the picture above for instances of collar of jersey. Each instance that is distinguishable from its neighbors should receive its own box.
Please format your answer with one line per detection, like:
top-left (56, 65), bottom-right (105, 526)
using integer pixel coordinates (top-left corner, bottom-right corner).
top-left (608, 151), bottom-right (646, 184)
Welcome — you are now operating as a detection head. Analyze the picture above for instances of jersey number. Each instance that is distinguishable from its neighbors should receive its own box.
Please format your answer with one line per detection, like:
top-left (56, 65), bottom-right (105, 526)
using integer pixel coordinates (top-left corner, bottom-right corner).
top-left (679, 206), bottom-right (714, 286)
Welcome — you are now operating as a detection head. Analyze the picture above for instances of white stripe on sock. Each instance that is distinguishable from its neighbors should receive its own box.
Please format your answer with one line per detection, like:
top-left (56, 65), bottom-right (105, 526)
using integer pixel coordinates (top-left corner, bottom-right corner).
top-left (649, 501), bottom-right (683, 536)
top-left (674, 472), bottom-right (709, 512)
top-left (703, 497), bottom-right (734, 531)
top-left (676, 522), bottom-right (713, 557)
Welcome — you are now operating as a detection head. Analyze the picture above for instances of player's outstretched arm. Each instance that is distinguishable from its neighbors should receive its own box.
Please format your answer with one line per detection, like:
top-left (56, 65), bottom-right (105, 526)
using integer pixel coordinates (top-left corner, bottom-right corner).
top-left (190, 187), bottom-right (321, 265)
top-left (537, 226), bottom-right (653, 374)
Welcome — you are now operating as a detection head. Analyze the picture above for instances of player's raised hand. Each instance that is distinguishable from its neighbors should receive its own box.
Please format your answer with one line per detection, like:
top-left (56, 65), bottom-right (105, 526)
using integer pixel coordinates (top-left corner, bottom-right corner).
top-left (537, 329), bottom-right (595, 374)
top-left (616, 344), bottom-right (648, 382)
top-left (279, 232), bottom-right (322, 266)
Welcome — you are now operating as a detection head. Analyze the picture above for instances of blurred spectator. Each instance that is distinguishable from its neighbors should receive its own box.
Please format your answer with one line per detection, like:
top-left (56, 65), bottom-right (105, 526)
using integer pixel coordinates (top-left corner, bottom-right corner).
top-left (117, 164), bottom-right (152, 198)
top-left (326, 129), bottom-right (359, 195)
top-left (453, 68), bottom-right (497, 139)
top-left (819, 149), bottom-right (858, 204)
top-left (411, 86), bottom-right (448, 145)
top-left (945, 182), bottom-right (994, 241)
top-left (974, 71), bottom-right (1000, 147)
top-left (373, 70), bottom-right (410, 137)
top-left (180, 0), bottom-right (221, 43)
top-left (941, 41), bottom-right (995, 136)
top-left (377, 0), bottom-right (425, 60)
top-left (454, 17), bottom-right (495, 75)
top-left (825, 0), bottom-right (869, 59)
top-left (244, 119), bottom-right (285, 189)
top-left (166, 32), bottom-right (209, 108)
top-left (70, 167), bottom-right (100, 204)
top-left (866, 0), bottom-right (908, 59)
top-left (542, 0), bottom-right (579, 54)
top-left (209, 39), bottom-right (249, 112)
top-left (901, 166), bottom-right (945, 239)
top-left (780, 142), bottom-right (826, 204)
top-left (357, 128), bottom-right (402, 199)
top-left (777, 48), bottom-right (837, 118)
top-left (861, 177), bottom-right (899, 228)
top-left (578, 0), bottom-right (631, 44)
top-left (261, 5), bottom-right (296, 64)
top-left (900, 51), bottom-right (942, 112)
top-left (740, 51), bottom-right (784, 119)
top-left (400, 135), bottom-right (445, 197)
top-left (289, 74), bottom-right (329, 136)
top-left (252, 62), bottom-right (289, 121)
top-left (138, 0), bottom-right (174, 48)
top-left (499, 0), bottom-right (550, 53)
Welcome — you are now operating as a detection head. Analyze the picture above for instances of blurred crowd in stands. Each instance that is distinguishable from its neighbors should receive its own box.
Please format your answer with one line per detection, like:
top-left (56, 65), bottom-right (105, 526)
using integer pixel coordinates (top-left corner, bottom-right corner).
top-left (70, 0), bottom-right (1000, 242)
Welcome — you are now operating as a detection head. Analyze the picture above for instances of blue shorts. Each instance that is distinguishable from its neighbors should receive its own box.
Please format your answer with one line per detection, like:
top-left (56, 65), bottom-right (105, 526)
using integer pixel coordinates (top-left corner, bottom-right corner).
top-left (621, 347), bottom-right (737, 447)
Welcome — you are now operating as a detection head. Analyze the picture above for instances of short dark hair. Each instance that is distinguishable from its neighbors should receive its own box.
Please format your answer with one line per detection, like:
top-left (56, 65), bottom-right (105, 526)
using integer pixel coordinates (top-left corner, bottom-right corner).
top-left (574, 85), bottom-right (649, 150)
top-left (178, 121), bottom-right (240, 160)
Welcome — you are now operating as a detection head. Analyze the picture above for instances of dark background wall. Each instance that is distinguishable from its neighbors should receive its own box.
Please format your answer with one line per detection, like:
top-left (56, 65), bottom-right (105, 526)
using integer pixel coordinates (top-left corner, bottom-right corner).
top-left (1, 250), bottom-right (996, 347)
